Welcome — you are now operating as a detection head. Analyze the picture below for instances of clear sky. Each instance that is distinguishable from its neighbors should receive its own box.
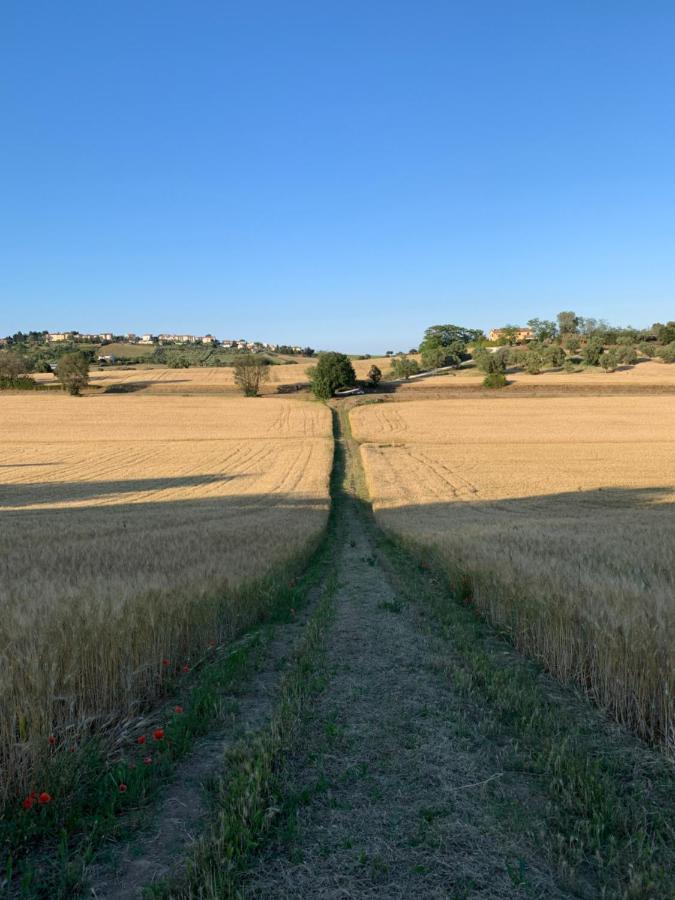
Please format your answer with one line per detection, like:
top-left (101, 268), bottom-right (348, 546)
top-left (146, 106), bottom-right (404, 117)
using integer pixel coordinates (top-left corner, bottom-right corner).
top-left (2, 1), bottom-right (674, 353)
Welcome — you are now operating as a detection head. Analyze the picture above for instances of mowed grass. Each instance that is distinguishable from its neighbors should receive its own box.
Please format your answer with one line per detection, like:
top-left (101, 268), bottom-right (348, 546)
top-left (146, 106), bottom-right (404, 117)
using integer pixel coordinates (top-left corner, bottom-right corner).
top-left (0, 394), bottom-right (333, 803)
top-left (351, 396), bottom-right (675, 750)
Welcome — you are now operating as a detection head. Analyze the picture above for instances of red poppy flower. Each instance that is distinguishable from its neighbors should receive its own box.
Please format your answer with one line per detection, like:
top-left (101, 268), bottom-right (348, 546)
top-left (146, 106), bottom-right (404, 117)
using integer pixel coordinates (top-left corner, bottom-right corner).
top-left (48, 735), bottom-right (56, 746)
top-left (38, 792), bottom-right (52, 805)
top-left (119, 783), bottom-right (128, 793)
top-left (182, 665), bottom-right (189, 674)
top-left (174, 706), bottom-right (183, 714)
top-left (162, 658), bottom-right (170, 667)
top-left (153, 728), bottom-right (164, 741)
top-left (143, 756), bottom-right (152, 765)
top-left (137, 735), bottom-right (146, 745)
top-left (22, 796), bottom-right (34, 810)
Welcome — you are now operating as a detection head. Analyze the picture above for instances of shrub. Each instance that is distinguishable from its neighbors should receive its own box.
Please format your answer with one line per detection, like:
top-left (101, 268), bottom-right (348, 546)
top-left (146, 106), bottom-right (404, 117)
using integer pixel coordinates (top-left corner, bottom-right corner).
top-left (56, 352), bottom-right (90, 396)
top-left (562, 359), bottom-right (576, 373)
top-left (525, 352), bottom-right (542, 375)
top-left (233, 355), bottom-right (271, 396)
top-left (483, 372), bottom-right (508, 388)
top-left (0, 375), bottom-right (37, 390)
top-left (657, 342), bottom-right (675, 363)
top-left (600, 349), bottom-right (619, 372)
top-left (616, 346), bottom-right (638, 366)
top-left (308, 352), bottom-right (356, 399)
top-left (367, 365), bottom-right (382, 386)
top-left (638, 341), bottom-right (656, 358)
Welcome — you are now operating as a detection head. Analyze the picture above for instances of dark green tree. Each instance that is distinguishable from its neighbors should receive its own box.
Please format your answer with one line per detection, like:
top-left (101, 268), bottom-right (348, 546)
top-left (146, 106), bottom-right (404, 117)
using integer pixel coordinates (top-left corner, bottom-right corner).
top-left (583, 337), bottom-right (604, 366)
top-left (308, 352), bottom-right (356, 399)
top-left (367, 364), bottom-right (382, 386)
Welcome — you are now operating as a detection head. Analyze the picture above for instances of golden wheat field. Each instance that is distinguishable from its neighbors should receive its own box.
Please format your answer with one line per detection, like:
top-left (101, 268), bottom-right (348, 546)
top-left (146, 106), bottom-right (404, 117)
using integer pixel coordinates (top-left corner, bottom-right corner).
top-left (351, 397), bottom-right (675, 749)
top-left (0, 394), bottom-right (333, 800)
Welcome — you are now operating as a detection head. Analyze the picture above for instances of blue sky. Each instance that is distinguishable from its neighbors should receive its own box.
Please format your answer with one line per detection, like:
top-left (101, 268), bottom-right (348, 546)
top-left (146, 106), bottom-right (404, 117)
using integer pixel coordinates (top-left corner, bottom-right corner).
top-left (2, 1), bottom-right (674, 353)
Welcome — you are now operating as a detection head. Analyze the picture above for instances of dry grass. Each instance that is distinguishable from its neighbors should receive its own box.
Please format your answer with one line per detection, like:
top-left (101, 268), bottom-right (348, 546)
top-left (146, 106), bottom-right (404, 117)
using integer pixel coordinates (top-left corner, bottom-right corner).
top-left (0, 394), bottom-right (333, 801)
top-left (351, 397), bottom-right (675, 750)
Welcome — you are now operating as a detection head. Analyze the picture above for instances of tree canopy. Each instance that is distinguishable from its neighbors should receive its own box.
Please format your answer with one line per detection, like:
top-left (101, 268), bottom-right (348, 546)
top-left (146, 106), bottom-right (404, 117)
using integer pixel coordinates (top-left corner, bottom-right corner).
top-left (233, 355), bottom-right (271, 396)
top-left (56, 352), bottom-right (90, 396)
top-left (308, 352), bottom-right (356, 399)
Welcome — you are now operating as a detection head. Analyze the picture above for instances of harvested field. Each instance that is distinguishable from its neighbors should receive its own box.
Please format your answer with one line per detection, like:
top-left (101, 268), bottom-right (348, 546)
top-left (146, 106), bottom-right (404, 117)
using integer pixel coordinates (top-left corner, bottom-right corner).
top-left (402, 357), bottom-right (675, 388)
top-left (351, 397), bottom-right (675, 749)
top-left (0, 394), bottom-right (332, 801)
top-left (31, 356), bottom-right (395, 394)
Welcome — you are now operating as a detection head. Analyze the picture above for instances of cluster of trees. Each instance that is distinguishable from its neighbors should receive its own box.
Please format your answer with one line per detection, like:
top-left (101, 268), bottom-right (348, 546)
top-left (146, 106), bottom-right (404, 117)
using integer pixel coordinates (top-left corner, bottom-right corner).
top-left (0, 348), bottom-right (90, 394)
top-left (418, 324), bottom-right (483, 369)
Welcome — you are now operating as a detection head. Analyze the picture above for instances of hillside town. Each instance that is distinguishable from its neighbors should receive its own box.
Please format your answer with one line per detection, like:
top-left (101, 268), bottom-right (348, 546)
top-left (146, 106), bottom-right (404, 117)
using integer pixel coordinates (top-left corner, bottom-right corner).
top-left (1, 330), bottom-right (302, 353)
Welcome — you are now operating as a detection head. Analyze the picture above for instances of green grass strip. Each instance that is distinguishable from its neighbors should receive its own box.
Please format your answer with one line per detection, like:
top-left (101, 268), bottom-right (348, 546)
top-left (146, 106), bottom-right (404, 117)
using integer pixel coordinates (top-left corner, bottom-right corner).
top-left (147, 570), bottom-right (337, 898)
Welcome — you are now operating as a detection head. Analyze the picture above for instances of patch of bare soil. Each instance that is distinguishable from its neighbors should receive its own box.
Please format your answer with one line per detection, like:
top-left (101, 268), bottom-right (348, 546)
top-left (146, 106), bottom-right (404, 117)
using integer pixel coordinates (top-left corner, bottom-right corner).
top-left (242, 501), bottom-right (573, 898)
top-left (88, 597), bottom-right (322, 899)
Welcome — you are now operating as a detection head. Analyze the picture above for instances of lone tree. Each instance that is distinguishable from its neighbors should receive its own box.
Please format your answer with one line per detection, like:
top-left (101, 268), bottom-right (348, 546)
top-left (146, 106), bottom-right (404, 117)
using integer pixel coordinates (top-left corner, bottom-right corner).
top-left (308, 352), bottom-right (356, 399)
top-left (233, 355), bottom-right (271, 396)
top-left (56, 352), bottom-right (89, 396)
top-left (367, 364), bottom-right (382, 386)
top-left (419, 323), bottom-right (482, 369)
top-left (390, 355), bottom-right (420, 380)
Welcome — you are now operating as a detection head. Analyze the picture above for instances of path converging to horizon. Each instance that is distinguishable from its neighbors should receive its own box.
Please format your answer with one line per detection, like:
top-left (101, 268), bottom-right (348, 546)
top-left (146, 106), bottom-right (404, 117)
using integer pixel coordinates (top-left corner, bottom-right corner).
top-left (76, 403), bottom-right (674, 900)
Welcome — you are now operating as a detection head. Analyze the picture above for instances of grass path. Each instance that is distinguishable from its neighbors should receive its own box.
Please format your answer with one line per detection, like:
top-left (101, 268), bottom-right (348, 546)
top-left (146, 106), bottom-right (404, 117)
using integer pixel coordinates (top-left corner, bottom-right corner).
top-left (242, 483), bottom-right (570, 897)
top-left (235, 405), bottom-right (673, 899)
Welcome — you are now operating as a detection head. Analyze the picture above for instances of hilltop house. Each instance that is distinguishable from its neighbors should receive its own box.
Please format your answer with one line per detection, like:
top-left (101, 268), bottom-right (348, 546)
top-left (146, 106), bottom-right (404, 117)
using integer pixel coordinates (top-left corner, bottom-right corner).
top-left (488, 327), bottom-right (534, 343)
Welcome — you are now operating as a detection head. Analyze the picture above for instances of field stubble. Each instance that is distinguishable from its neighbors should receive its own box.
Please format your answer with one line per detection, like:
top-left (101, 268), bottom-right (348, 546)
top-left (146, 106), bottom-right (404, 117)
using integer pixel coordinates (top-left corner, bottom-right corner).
top-left (0, 394), bottom-right (333, 802)
top-left (351, 396), bottom-right (675, 750)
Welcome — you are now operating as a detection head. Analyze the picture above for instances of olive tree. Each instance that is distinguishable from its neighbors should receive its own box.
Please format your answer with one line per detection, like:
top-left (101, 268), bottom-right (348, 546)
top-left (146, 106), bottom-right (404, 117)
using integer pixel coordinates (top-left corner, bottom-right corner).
top-left (389, 355), bottom-right (420, 380)
top-left (582, 338), bottom-right (604, 366)
top-left (56, 352), bottom-right (90, 396)
top-left (474, 348), bottom-right (507, 374)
